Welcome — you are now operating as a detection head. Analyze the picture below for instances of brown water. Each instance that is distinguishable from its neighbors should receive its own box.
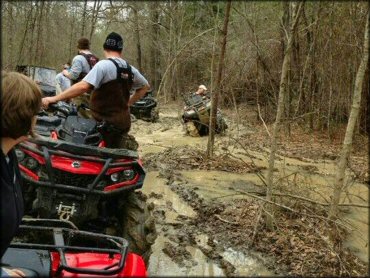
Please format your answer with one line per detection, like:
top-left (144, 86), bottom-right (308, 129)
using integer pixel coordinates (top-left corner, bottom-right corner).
top-left (142, 171), bottom-right (273, 276)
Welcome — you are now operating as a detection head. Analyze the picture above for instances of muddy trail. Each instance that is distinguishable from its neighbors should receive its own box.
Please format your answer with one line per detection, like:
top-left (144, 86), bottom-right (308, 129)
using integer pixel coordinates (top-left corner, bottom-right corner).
top-left (130, 103), bottom-right (368, 276)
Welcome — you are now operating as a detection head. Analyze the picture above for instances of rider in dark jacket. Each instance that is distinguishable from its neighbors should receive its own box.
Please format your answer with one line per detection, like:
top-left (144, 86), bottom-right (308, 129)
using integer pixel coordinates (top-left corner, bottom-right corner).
top-left (1, 71), bottom-right (42, 277)
top-left (0, 150), bottom-right (24, 259)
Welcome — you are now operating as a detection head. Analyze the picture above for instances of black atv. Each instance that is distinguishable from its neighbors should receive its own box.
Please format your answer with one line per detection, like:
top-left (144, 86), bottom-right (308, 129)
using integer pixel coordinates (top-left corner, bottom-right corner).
top-left (15, 101), bottom-right (157, 263)
top-left (16, 65), bottom-right (57, 97)
top-left (130, 90), bottom-right (159, 122)
top-left (182, 93), bottom-right (227, 136)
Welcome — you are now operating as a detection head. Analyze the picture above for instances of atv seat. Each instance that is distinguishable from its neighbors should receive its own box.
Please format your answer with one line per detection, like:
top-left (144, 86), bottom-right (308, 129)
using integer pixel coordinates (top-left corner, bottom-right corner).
top-left (58, 116), bottom-right (102, 145)
top-left (2, 248), bottom-right (50, 277)
top-left (35, 115), bottom-right (63, 137)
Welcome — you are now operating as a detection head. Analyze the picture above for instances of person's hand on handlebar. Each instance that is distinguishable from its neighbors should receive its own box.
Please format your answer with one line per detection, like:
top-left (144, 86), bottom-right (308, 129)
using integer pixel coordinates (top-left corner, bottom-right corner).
top-left (42, 96), bottom-right (57, 109)
top-left (2, 267), bottom-right (26, 277)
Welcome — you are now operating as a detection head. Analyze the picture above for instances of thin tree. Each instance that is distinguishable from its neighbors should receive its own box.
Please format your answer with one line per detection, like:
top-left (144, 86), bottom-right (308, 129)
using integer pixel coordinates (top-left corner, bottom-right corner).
top-left (265, 2), bottom-right (304, 230)
top-left (207, 0), bottom-right (232, 158)
top-left (81, 0), bottom-right (88, 37)
top-left (132, 4), bottom-right (143, 72)
top-left (89, 0), bottom-right (102, 42)
top-left (329, 12), bottom-right (369, 220)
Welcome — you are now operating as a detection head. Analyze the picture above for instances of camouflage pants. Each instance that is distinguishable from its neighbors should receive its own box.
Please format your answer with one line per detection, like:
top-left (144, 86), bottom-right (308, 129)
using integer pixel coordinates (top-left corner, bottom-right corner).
top-left (73, 93), bottom-right (92, 119)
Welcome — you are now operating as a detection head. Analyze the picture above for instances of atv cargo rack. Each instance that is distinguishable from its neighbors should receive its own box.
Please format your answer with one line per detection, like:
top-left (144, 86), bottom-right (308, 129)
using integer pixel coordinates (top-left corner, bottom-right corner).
top-left (8, 219), bottom-right (128, 276)
top-left (18, 137), bottom-right (146, 195)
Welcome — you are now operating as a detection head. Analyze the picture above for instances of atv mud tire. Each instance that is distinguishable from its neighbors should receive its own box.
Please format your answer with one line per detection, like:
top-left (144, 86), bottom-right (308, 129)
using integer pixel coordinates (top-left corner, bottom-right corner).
top-left (216, 117), bottom-right (228, 134)
top-left (150, 108), bottom-right (159, 122)
top-left (121, 191), bottom-right (157, 265)
top-left (185, 121), bottom-right (200, 137)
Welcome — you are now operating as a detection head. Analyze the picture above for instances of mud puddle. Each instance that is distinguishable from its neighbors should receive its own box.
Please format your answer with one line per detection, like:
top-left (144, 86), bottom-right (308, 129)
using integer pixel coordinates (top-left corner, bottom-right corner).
top-left (142, 172), bottom-right (222, 275)
top-left (142, 171), bottom-right (272, 276)
top-left (132, 106), bottom-right (368, 273)
top-left (131, 108), bottom-right (206, 156)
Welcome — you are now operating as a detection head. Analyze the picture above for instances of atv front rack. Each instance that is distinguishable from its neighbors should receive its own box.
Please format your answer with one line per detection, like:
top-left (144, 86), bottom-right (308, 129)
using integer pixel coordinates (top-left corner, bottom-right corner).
top-left (10, 219), bottom-right (128, 276)
top-left (19, 137), bottom-right (146, 195)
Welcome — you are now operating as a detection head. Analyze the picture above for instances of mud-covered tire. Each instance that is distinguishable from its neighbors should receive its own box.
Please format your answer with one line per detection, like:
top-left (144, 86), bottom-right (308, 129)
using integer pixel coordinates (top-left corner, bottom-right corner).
top-left (216, 116), bottom-right (228, 134)
top-left (150, 108), bottom-right (159, 122)
top-left (185, 121), bottom-right (200, 137)
top-left (121, 191), bottom-right (157, 265)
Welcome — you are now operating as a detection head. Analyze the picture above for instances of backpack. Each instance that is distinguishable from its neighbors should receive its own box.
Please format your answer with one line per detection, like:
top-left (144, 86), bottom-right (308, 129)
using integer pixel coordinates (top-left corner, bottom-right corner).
top-left (73, 53), bottom-right (99, 84)
top-left (80, 53), bottom-right (99, 70)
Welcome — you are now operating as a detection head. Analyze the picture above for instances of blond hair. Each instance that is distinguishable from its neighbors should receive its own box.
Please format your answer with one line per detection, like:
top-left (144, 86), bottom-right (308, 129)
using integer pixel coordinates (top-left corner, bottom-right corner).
top-left (1, 71), bottom-right (42, 139)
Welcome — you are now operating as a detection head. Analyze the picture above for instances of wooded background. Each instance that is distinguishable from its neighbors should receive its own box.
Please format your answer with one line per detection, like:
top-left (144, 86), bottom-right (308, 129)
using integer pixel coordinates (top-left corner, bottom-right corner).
top-left (1, 1), bottom-right (369, 135)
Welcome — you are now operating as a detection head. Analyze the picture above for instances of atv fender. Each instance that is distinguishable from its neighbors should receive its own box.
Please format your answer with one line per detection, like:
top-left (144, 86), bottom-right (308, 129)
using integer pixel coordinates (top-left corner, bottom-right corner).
top-left (122, 253), bottom-right (147, 277)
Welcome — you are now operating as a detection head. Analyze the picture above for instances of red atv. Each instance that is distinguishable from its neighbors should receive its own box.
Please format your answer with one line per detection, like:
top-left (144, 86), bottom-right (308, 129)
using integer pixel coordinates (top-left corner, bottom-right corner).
top-left (2, 218), bottom-right (147, 277)
top-left (15, 102), bottom-right (156, 263)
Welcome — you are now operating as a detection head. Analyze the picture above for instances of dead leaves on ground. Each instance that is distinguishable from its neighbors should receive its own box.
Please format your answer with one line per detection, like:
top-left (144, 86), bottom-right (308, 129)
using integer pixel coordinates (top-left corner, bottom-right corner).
top-left (144, 146), bottom-right (263, 173)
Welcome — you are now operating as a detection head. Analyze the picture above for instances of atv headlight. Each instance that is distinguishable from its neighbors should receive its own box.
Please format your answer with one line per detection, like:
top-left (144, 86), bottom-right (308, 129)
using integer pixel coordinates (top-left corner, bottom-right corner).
top-left (123, 169), bottom-right (135, 180)
top-left (25, 157), bottom-right (38, 170)
top-left (110, 172), bottom-right (120, 182)
top-left (15, 149), bottom-right (25, 161)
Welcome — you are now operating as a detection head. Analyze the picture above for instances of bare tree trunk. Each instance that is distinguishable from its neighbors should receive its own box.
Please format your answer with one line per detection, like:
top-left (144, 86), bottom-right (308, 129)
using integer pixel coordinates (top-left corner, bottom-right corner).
top-left (34, 0), bottom-right (45, 65)
top-left (39, 1), bottom-right (51, 65)
top-left (265, 2), bottom-right (304, 230)
top-left (308, 4), bottom-right (321, 130)
top-left (69, 3), bottom-right (77, 60)
top-left (329, 13), bottom-right (369, 220)
top-left (207, 0), bottom-right (232, 158)
top-left (327, 3), bottom-right (335, 140)
top-left (132, 5), bottom-right (142, 71)
top-left (89, 0), bottom-right (102, 43)
top-left (29, 1), bottom-right (40, 65)
top-left (6, 2), bottom-right (14, 69)
top-left (17, 2), bottom-right (34, 65)
top-left (149, 3), bottom-right (160, 91)
top-left (81, 0), bottom-right (88, 37)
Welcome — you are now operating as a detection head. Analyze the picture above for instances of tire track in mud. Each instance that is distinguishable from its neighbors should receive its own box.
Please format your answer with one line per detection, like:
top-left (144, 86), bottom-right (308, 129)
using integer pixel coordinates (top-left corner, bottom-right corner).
top-left (145, 168), bottom-right (273, 276)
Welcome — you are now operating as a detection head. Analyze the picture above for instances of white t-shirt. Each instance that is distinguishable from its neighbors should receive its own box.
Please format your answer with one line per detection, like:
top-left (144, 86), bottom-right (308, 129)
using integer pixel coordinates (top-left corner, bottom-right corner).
top-left (68, 51), bottom-right (94, 80)
top-left (83, 57), bottom-right (149, 91)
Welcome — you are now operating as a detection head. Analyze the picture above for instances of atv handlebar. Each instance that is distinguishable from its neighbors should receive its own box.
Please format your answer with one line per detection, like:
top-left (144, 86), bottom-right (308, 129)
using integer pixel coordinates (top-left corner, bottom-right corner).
top-left (48, 101), bottom-right (77, 117)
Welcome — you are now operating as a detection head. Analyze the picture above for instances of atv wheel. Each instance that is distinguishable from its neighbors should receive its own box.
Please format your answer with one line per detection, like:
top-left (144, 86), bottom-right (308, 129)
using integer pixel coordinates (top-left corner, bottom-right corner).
top-left (216, 116), bottom-right (228, 134)
top-left (150, 108), bottom-right (159, 122)
top-left (185, 121), bottom-right (200, 137)
top-left (121, 191), bottom-right (157, 265)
